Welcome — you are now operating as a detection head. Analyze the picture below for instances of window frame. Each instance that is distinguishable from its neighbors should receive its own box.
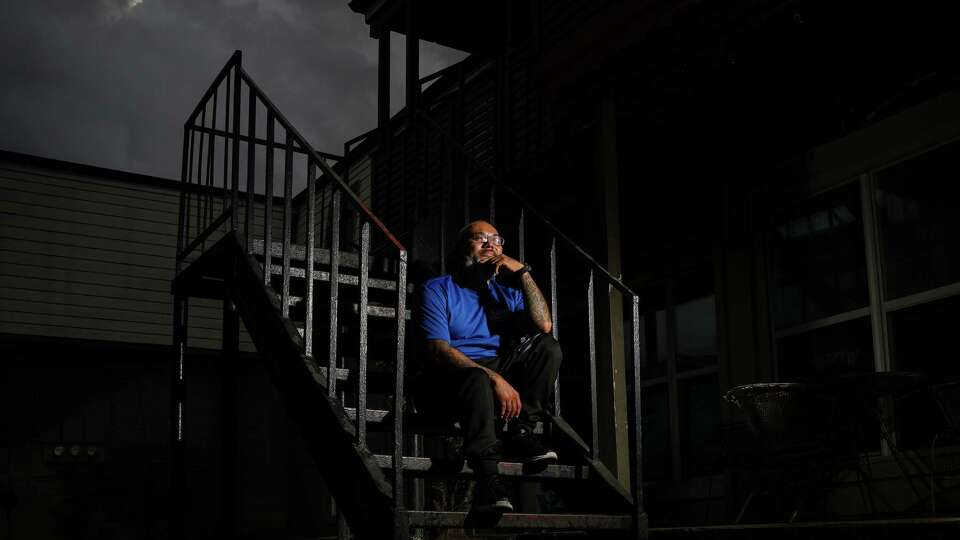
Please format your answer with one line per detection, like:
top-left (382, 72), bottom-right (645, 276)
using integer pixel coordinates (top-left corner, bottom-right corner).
top-left (767, 137), bottom-right (960, 454)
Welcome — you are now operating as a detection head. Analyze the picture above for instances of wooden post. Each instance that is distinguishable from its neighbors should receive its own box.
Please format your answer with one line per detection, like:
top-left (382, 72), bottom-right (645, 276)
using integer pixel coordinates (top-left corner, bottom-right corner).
top-left (592, 94), bottom-right (630, 488)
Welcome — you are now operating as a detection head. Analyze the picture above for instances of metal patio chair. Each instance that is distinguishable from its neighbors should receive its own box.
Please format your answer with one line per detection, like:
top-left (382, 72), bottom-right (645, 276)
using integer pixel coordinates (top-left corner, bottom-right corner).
top-left (931, 380), bottom-right (960, 513)
top-left (723, 382), bottom-right (846, 523)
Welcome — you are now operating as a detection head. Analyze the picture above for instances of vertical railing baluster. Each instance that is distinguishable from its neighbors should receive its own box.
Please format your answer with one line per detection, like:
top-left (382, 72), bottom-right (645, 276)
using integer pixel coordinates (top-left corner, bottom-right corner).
top-left (222, 71), bottom-right (231, 215)
top-left (488, 181), bottom-right (496, 225)
top-left (196, 108), bottom-right (206, 243)
top-left (183, 126), bottom-right (195, 268)
top-left (327, 189), bottom-right (341, 397)
top-left (462, 163), bottom-right (470, 227)
top-left (281, 130), bottom-right (293, 319)
top-left (357, 221), bottom-right (370, 446)
top-left (517, 209), bottom-right (525, 263)
top-left (587, 269), bottom-right (599, 460)
top-left (631, 295), bottom-right (645, 529)
top-left (550, 237), bottom-right (560, 415)
top-left (206, 90), bottom-right (217, 234)
top-left (177, 126), bottom-right (190, 272)
top-left (305, 161), bottom-right (316, 357)
top-left (439, 154), bottom-right (447, 275)
top-left (263, 110), bottom-right (275, 286)
top-left (393, 250), bottom-right (408, 511)
top-left (245, 89), bottom-right (256, 252)
top-left (230, 61), bottom-right (241, 232)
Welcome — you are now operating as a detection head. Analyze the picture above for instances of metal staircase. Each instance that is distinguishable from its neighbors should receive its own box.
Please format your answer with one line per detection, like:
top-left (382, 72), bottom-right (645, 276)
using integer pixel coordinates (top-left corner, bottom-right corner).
top-left (171, 51), bottom-right (648, 539)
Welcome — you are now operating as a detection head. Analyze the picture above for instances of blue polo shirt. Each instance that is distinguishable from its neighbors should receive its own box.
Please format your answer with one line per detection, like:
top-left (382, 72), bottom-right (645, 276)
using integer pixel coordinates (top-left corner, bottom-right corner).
top-left (420, 275), bottom-right (525, 361)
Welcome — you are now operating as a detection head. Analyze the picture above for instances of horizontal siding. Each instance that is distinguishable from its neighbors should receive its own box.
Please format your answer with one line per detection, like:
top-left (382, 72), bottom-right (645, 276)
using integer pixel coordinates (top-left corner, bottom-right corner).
top-left (291, 156), bottom-right (374, 247)
top-left (0, 160), bottom-right (274, 351)
top-left (349, 155), bottom-right (373, 207)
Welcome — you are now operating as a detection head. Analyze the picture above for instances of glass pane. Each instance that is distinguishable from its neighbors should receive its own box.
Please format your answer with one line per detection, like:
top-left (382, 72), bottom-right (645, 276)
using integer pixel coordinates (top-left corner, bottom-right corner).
top-left (680, 374), bottom-right (722, 476)
top-left (875, 140), bottom-right (960, 299)
top-left (776, 317), bottom-right (874, 381)
top-left (641, 385), bottom-right (671, 481)
top-left (888, 294), bottom-right (960, 448)
top-left (676, 295), bottom-right (718, 372)
top-left (770, 182), bottom-right (868, 328)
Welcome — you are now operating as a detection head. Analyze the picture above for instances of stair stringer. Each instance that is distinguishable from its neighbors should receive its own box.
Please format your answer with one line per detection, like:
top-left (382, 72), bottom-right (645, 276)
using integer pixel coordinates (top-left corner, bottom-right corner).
top-left (181, 232), bottom-right (406, 539)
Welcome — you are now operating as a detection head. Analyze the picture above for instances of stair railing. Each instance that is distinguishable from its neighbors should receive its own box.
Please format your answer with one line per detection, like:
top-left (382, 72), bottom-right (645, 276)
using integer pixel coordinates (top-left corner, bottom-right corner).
top-left (175, 51), bottom-right (411, 518)
top-left (410, 106), bottom-right (647, 524)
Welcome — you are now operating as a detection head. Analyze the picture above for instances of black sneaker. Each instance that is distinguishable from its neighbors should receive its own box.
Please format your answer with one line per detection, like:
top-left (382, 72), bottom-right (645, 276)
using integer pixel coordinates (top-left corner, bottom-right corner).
top-left (503, 428), bottom-right (558, 474)
top-left (472, 474), bottom-right (514, 514)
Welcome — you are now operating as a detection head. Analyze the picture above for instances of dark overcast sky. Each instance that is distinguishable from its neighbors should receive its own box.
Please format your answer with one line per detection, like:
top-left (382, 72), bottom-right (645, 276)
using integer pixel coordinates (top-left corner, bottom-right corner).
top-left (0, 0), bottom-right (466, 180)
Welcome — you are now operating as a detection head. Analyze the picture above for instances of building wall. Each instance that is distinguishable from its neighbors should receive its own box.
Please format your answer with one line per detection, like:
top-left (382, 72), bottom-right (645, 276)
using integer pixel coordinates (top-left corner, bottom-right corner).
top-left (0, 152), bottom-right (286, 351)
top-left (0, 152), bottom-right (335, 539)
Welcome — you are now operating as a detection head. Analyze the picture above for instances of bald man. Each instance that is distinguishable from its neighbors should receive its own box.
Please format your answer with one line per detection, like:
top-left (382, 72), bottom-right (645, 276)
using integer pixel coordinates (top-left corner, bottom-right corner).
top-left (417, 220), bottom-right (561, 514)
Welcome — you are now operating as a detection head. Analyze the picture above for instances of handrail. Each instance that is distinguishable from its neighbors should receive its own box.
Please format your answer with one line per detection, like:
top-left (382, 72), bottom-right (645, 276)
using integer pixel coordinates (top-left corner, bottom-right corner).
top-left (412, 108), bottom-right (636, 297)
top-left (188, 124), bottom-right (343, 162)
top-left (176, 52), bottom-right (405, 262)
top-left (185, 51), bottom-right (241, 128)
top-left (238, 67), bottom-right (405, 253)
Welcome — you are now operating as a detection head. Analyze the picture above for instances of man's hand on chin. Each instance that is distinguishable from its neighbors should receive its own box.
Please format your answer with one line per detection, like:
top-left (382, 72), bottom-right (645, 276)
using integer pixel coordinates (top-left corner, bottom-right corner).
top-left (478, 254), bottom-right (524, 277)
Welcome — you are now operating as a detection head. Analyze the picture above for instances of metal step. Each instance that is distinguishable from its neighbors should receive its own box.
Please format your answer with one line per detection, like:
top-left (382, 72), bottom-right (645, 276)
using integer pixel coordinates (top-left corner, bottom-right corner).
top-left (351, 303), bottom-right (412, 320)
top-left (265, 263), bottom-right (402, 291)
top-left (312, 364), bottom-right (351, 383)
top-left (343, 407), bottom-right (544, 434)
top-left (290, 303), bottom-right (411, 322)
top-left (251, 239), bottom-right (362, 269)
top-left (373, 455), bottom-right (588, 480)
top-left (405, 511), bottom-right (632, 530)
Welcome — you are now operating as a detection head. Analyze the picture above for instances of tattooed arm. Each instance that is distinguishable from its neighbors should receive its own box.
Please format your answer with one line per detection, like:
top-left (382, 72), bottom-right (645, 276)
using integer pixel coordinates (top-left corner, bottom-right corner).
top-left (517, 271), bottom-right (553, 334)
top-left (485, 254), bottom-right (553, 334)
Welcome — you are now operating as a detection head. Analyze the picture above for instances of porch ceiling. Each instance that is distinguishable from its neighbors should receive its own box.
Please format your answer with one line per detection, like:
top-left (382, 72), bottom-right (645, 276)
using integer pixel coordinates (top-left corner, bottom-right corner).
top-left (347, 0), bottom-right (506, 53)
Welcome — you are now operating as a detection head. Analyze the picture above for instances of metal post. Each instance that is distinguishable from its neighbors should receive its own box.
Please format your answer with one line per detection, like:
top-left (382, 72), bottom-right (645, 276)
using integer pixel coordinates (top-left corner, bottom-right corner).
top-left (488, 182), bottom-right (496, 225)
top-left (518, 209), bottom-right (525, 263)
top-left (230, 58), bottom-right (241, 232)
top-left (177, 126), bottom-right (191, 274)
top-left (206, 90), bottom-right (217, 236)
top-left (588, 270), bottom-right (599, 460)
top-left (393, 251), bottom-right (409, 520)
top-left (357, 221), bottom-right (370, 446)
top-left (550, 237), bottom-right (560, 415)
top-left (305, 161), bottom-right (316, 357)
top-left (328, 189), bottom-right (341, 397)
top-left (282, 130), bottom-right (293, 318)
top-left (632, 297), bottom-right (646, 536)
top-left (196, 107), bottom-right (206, 245)
top-left (222, 71), bottom-right (230, 214)
top-left (263, 110), bottom-right (275, 286)
top-left (245, 87), bottom-right (256, 252)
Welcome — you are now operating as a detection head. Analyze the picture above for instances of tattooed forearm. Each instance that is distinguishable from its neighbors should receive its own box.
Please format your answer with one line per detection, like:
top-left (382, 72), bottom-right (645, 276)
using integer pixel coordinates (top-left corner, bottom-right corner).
top-left (519, 272), bottom-right (553, 334)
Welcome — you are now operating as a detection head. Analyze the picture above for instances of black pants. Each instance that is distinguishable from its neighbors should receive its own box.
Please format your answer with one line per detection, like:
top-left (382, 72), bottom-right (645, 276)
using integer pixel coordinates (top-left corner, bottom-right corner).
top-left (414, 333), bottom-right (562, 472)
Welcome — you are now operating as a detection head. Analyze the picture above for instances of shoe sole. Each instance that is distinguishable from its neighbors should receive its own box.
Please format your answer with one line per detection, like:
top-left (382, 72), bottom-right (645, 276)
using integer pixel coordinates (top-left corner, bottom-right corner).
top-left (519, 451), bottom-right (558, 475)
top-left (472, 500), bottom-right (514, 514)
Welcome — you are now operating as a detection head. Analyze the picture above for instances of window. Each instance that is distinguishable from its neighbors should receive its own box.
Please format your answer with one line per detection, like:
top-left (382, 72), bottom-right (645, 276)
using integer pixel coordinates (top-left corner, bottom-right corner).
top-left (768, 138), bottom-right (960, 451)
top-left (876, 141), bottom-right (960, 299)
top-left (641, 271), bottom-right (720, 480)
top-left (770, 181), bottom-right (868, 329)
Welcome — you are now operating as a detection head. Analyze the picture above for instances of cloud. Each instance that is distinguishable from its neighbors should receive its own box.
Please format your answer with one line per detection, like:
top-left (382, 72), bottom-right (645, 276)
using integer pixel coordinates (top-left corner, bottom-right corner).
top-left (0, 0), bottom-right (466, 179)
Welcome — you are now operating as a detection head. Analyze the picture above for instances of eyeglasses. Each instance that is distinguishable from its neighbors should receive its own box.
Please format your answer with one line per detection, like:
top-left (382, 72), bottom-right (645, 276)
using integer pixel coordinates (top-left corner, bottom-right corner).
top-left (468, 232), bottom-right (505, 246)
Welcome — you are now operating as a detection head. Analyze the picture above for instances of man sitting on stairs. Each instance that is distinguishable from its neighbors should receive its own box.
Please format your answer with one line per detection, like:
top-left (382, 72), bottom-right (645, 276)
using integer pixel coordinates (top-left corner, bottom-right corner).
top-left (416, 219), bottom-right (561, 514)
